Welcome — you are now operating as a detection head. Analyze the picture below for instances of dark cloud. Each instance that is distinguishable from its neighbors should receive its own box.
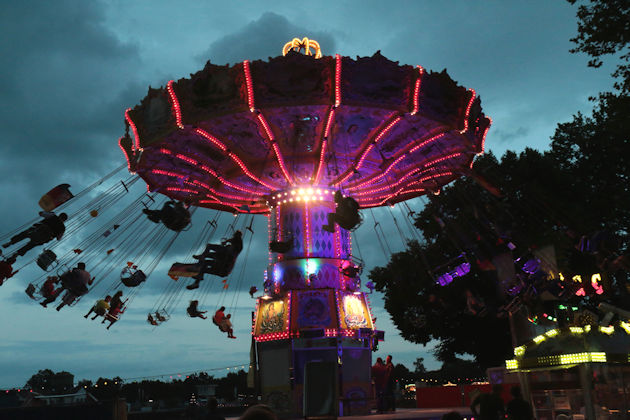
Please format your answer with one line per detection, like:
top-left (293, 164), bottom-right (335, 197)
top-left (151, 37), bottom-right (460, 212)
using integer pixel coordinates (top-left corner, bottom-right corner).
top-left (197, 12), bottom-right (336, 65)
top-left (0, 1), bottom-right (145, 223)
top-left (492, 126), bottom-right (530, 144)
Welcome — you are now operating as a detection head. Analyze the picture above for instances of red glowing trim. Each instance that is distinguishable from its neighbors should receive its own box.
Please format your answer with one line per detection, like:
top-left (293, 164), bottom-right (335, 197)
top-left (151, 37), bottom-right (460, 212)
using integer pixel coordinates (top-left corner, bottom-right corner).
top-left (423, 152), bottom-right (464, 168)
top-left (418, 171), bottom-right (453, 183)
top-left (150, 169), bottom-right (186, 179)
top-left (243, 60), bottom-right (255, 111)
top-left (271, 143), bottom-right (292, 185)
top-left (409, 133), bottom-right (446, 154)
top-left (228, 151), bottom-right (276, 190)
top-left (459, 89), bottom-right (476, 134)
top-left (118, 137), bottom-right (134, 173)
top-left (352, 154), bottom-right (406, 190)
top-left (314, 138), bottom-right (327, 184)
top-left (335, 54), bottom-right (342, 107)
top-left (354, 115), bottom-right (402, 173)
top-left (378, 185), bottom-right (426, 206)
top-left (125, 108), bottom-right (141, 150)
top-left (166, 187), bottom-right (198, 195)
top-left (334, 115), bottom-right (402, 186)
top-left (305, 203), bottom-right (310, 257)
top-left (410, 66), bottom-right (424, 115)
top-left (334, 172), bottom-right (354, 188)
top-left (158, 148), bottom-right (264, 195)
top-left (348, 131), bottom-right (449, 191)
top-left (191, 179), bottom-right (254, 202)
top-left (166, 80), bottom-right (183, 129)
top-left (478, 116), bottom-right (492, 155)
top-left (374, 116), bottom-right (402, 144)
top-left (324, 107), bottom-right (335, 138)
top-left (256, 113), bottom-right (292, 184)
top-left (356, 144), bottom-right (374, 170)
top-left (353, 167), bottom-right (422, 196)
top-left (193, 128), bottom-right (228, 152)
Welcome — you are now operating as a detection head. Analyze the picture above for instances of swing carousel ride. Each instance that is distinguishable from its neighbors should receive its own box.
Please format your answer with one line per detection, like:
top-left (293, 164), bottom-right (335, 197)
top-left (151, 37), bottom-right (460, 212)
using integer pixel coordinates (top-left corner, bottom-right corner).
top-left (0, 39), bottom-right (490, 414)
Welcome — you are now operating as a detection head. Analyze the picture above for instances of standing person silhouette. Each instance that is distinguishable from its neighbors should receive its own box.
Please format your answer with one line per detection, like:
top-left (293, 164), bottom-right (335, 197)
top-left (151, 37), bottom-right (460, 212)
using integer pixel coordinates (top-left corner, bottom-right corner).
top-left (471, 384), bottom-right (505, 420)
top-left (506, 386), bottom-right (533, 420)
top-left (384, 355), bottom-right (396, 412)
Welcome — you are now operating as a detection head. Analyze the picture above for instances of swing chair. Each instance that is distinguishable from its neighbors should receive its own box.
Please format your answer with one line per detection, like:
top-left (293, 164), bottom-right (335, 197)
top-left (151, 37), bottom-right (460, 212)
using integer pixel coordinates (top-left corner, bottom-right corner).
top-left (269, 229), bottom-right (294, 254)
top-left (120, 262), bottom-right (147, 287)
top-left (433, 253), bottom-right (471, 286)
top-left (339, 255), bottom-right (364, 278)
top-left (36, 249), bottom-right (58, 271)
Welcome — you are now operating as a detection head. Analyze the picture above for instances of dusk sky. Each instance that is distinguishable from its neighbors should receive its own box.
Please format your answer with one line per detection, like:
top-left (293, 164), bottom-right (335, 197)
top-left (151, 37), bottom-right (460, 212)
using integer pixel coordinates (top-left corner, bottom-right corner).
top-left (0, 1), bottom-right (616, 388)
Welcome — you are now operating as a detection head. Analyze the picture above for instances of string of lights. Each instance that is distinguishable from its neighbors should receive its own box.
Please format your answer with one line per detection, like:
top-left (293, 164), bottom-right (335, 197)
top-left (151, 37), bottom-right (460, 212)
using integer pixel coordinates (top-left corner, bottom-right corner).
top-left (1, 363), bottom-right (254, 392)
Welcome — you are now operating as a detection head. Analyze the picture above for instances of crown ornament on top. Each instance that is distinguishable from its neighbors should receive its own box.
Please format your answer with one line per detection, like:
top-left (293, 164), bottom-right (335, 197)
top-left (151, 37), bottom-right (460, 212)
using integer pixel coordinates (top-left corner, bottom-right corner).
top-left (282, 37), bottom-right (322, 58)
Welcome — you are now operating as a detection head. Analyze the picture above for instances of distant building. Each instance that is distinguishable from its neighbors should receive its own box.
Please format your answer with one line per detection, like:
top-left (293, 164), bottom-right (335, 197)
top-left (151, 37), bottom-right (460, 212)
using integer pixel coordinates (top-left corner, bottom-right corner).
top-left (195, 383), bottom-right (217, 398)
top-left (25, 388), bottom-right (97, 407)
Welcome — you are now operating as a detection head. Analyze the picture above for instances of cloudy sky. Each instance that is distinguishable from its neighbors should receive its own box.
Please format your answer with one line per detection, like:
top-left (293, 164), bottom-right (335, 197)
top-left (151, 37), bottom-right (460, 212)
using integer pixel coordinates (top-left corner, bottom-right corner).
top-left (0, 0), bottom-right (616, 388)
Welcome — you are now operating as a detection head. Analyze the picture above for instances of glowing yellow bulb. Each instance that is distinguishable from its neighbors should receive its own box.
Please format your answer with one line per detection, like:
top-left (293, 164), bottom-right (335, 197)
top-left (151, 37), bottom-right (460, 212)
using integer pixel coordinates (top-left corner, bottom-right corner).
top-left (545, 329), bottom-right (559, 337)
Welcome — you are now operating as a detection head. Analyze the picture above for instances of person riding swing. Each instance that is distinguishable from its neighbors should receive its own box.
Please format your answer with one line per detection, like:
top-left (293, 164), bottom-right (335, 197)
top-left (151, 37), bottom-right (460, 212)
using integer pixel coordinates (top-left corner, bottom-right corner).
top-left (3, 212), bottom-right (67, 258)
top-left (212, 306), bottom-right (236, 338)
top-left (322, 191), bottom-right (360, 233)
top-left (186, 300), bottom-right (208, 319)
top-left (186, 230), bottom-right (243, 290)
top-left (143, 200), bottom-right (191, 231)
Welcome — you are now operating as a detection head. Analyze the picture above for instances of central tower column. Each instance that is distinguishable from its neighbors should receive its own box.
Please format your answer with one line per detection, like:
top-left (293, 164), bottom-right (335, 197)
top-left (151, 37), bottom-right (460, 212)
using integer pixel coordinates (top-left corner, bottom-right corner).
top-left (253, 187), bottom-right (377, 417)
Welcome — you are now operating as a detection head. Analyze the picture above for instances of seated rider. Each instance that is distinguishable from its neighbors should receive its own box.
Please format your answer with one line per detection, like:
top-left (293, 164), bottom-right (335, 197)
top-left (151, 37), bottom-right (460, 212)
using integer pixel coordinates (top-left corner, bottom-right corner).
top-left (2, 212), bottom-right (67, 258)
top-left (187, 300), bottom-right (208, 319)
top-left (84, 295), bottom-right (111, 320)
top-left (143, 201), bottom-right (191, 231)
top-left (55, 262), bottom-right (94, 311)
top-left (212, 307), bottom-right (235, 339)
top-left (212, 306), bottom-right (226, 327)
top-left (38, 276), bottom-right (62, 307)
top-left (104, 303), bottom-right (125, 330)
top-left (322, 191), bottom-right (360, 233)
top-left (187, 231), bottom-right (243, 290)
top-left (154, 311), bottom-right (167, 323)
top-left (269, 232), bottom-right (294, 253)
top-left (0, 256), bottom-right (17, 286)
top-left (147, 313), bottom-right (158, 326)
top-left (220, 314), bottom-right (236, 339)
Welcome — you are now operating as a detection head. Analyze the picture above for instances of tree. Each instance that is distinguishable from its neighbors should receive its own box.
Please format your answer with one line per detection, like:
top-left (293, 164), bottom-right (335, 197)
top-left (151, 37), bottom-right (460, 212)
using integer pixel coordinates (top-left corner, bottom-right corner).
top-left (25, 369), bottom-right (55, 393)
top-left (568, 0), bottom-right (630, 93)
top-left (370, 129), bottom-right (630, 368)
top-left (25, 369), bottom-right (75, 394)
top-left (216, 370), bottom-right (249, 402)
top-left (413, 357), bottom-right (427, 376)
